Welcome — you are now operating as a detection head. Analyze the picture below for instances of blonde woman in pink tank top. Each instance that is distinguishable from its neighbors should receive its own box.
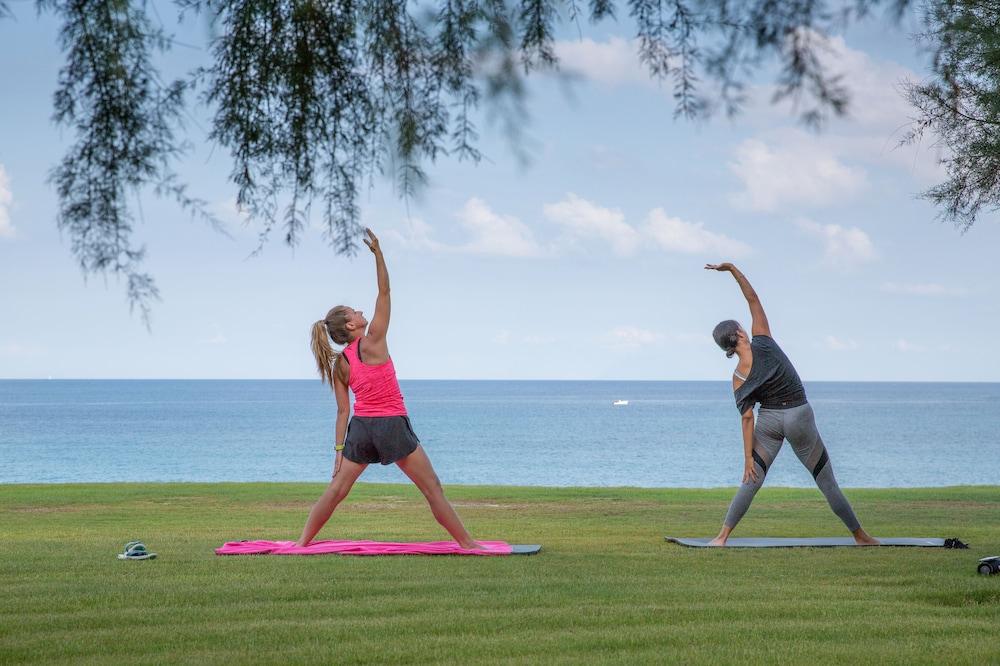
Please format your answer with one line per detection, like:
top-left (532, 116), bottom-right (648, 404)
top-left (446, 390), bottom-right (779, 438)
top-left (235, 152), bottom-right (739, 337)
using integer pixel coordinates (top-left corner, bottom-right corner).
top-left (296, 229), bottom-right (482, 549)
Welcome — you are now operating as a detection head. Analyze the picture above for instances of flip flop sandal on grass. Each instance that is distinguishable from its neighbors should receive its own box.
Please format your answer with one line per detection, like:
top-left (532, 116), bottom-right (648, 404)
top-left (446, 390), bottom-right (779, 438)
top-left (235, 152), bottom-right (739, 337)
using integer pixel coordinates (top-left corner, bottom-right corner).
top-left (118, 541), bottom-right (157, 560)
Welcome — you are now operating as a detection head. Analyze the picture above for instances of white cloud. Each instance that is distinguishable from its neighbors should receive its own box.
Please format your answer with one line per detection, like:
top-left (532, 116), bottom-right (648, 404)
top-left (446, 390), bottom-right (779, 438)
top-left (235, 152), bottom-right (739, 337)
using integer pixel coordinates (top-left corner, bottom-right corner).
top-left (743, 32), bottom-right (946, 187)
top-left (817, 35), bottom-right (914, 129)
top-left (389, 200), bottom-right (542, 258)
top-left (209, 198), bottom-right (252, 229)
top-left (457, 198), bottom-right (542, 257)
top-left (881, 282), bottom-right (967, 297)
top-left (763, 30), bottom-right (915, 130)
top-left (795, 218), bottom-right (876, 267)
top-left (0, 164), bottom-right (15, 239)
top-left (396, 198), bottom-right (751, 261)
top-left (608, 326), bottom-right (662, 348)
top-left (553, 37), bottom-right (653, 87)
top-left (894, 338), bottom-right (927, 353)
top-left (555, 32), bottom-right (915, 133)
top-left (729, 138), bottom-right (867, 212)
top-left (645, 208), bottom-right (752, 257)
top-left (384, 216), bottom-right (442, 252)
top-left (544, 194), bottom-right (750, 259)
top-left (544, 193), bottom-right (639, 256)
top-left (824, 335), bottom-right (859, 351)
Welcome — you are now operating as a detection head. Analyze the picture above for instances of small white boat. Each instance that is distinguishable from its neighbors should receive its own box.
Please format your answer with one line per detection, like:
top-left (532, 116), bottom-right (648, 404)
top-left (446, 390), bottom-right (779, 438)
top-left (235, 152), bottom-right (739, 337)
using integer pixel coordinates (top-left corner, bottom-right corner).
top-left (612, 400), bottom-right (629, 406)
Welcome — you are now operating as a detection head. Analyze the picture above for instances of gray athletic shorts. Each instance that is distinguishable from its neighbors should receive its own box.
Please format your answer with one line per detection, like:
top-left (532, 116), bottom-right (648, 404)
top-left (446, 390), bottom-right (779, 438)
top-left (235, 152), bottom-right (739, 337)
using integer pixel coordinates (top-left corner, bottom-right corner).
top-left (343, 415), bottom-right (420, 465)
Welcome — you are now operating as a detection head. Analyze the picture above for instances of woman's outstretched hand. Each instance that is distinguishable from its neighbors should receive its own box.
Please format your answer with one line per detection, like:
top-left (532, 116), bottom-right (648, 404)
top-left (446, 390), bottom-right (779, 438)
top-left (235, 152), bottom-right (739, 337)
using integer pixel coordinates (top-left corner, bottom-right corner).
top-left (705, 263), bottom-right (734, 272)
top-left (362, 227), bottom-right (381, 255)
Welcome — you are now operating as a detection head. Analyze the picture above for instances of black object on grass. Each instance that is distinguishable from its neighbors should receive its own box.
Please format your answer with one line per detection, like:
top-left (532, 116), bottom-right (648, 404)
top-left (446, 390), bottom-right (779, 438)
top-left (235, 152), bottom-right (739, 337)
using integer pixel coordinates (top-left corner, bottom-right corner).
top-left (978, 556), bottom-right (1000, 576)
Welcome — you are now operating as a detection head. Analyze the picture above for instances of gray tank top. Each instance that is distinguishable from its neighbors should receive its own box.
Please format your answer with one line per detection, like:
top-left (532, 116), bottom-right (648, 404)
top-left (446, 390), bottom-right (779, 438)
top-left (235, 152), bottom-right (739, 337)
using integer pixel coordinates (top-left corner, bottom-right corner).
top-left (734, 335), bottom-right (807, 415)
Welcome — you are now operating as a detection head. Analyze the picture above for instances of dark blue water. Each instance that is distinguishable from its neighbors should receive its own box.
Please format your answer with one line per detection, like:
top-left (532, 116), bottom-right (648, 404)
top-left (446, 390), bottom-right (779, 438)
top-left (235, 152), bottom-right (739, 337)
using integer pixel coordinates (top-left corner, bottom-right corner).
top-left (1, 380), bottom-right (998, 487)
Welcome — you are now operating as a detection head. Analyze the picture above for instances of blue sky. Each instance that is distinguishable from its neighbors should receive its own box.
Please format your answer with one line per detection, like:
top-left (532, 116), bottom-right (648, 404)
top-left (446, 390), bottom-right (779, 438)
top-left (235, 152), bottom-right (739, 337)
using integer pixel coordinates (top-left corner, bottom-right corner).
top-left (1, 7), bottom-right (997, 381)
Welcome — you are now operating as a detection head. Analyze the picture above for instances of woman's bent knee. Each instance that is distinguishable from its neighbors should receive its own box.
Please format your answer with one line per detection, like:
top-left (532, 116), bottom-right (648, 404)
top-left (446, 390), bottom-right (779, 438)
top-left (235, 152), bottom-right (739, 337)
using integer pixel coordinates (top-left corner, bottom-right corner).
top-left (421, 476), bottom-right (444, 499)
top-left (327, 478), bottom-right (353, 502)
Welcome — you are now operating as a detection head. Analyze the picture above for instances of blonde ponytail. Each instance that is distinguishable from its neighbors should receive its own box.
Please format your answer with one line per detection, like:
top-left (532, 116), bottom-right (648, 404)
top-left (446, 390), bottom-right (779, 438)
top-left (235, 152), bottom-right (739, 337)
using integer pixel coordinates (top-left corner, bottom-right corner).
top-left (311, 320), bottom-right (339, 387)
top-left (311, 306), bottom-right (352, 389)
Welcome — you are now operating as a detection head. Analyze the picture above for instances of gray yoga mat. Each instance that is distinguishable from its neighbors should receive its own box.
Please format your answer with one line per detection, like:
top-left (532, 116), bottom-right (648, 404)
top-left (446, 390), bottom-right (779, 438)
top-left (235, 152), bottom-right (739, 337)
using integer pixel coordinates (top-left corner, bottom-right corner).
top-left (666, 537), bottom-right (950, 548)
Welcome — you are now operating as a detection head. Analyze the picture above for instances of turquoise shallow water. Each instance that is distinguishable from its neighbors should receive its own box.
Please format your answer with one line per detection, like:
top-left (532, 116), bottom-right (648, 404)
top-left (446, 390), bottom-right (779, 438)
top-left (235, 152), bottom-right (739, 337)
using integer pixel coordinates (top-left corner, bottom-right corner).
top-left (2, 380), bottom-right (998, 487)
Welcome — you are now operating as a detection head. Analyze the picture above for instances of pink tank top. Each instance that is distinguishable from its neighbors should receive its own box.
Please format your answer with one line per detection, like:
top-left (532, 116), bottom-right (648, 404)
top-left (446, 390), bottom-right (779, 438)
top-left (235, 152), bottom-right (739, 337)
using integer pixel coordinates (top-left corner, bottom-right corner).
top-left (341, 338), bottom-right (408, 417)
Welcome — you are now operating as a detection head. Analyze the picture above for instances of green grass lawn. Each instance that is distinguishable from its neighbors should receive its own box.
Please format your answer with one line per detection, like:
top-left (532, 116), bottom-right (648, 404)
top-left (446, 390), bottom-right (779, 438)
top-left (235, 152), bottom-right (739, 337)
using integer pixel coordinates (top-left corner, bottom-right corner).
top-left (2, 483), bottom-right (999, 664)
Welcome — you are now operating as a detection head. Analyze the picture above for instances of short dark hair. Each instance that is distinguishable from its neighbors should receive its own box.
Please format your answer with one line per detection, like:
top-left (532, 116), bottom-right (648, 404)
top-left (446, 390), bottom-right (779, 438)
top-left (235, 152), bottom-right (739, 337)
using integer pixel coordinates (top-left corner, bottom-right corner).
top-left (713, 320), bottom-right (741, 358)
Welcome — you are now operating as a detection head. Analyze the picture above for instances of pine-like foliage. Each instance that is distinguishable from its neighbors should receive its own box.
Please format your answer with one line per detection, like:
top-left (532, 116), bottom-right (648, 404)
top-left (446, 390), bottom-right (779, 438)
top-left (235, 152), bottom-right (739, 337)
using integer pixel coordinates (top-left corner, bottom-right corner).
top-left (902, 0), bottom-right (1000, 231)
top-left (13, 0), bottom-right (993, 320)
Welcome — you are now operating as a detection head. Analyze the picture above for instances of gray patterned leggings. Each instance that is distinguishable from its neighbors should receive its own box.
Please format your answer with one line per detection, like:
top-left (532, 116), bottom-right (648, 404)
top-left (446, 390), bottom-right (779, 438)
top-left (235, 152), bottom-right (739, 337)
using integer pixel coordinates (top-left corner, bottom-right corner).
top-left (723, 403), bottom-right (862, 532)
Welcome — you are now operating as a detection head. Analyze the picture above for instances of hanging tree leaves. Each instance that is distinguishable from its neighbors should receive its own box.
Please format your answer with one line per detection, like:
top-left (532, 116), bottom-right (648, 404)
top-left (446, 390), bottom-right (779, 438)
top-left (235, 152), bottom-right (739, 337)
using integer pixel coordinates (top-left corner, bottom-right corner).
top-left (902, 0), bottom-right (1000, 231)
top-left (41, 0), bottom-right (209, 324)
top-left (7, 0), bottom-right (996, 321)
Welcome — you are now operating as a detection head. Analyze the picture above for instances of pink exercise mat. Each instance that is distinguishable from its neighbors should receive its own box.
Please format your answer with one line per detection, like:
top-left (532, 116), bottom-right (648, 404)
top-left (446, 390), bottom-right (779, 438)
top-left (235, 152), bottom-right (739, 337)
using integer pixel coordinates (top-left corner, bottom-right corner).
top-left (215, 539), bottom-right (515, 556)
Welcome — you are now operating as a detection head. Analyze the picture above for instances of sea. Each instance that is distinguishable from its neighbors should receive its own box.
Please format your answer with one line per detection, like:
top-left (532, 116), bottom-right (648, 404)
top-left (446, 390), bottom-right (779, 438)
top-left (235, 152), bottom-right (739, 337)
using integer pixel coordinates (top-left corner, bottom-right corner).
top-left (2, 380), bottom-right (998, 487)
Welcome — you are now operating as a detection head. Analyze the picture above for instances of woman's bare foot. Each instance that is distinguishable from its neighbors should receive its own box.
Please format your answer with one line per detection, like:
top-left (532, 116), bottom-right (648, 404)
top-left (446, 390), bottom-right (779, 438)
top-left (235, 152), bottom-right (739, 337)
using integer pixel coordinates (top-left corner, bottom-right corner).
top-left (707, 526), bottom-right (732, 547)
top-left (459, 540), bottom-right (487, 550)
top-left (853, 528), bottom-right (880, 546)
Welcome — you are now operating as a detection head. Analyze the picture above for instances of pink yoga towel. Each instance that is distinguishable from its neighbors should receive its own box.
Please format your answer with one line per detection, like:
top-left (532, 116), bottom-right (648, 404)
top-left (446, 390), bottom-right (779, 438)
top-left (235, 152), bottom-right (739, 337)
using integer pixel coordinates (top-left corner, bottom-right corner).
top-left (215, 539), bottom-right (514, 556)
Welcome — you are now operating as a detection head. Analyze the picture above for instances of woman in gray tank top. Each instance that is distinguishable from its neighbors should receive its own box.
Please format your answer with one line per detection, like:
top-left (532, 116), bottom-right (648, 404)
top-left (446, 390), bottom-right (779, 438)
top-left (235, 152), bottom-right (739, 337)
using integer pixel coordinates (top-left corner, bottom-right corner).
top-left (704, 262), bottom-right (879, 547)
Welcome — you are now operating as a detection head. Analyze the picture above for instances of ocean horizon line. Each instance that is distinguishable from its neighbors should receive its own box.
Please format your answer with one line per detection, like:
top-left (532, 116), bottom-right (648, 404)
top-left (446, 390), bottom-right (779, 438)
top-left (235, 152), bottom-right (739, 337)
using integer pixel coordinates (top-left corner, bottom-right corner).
top-left (5, 380), bottom-right (998, 487)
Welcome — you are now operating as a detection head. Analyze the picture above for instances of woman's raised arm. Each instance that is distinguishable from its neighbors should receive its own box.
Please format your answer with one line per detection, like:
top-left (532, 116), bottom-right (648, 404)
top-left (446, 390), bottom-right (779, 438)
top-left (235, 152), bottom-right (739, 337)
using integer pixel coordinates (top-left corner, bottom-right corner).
top-left (363, 228), bottom-right (391, 343)
top-left (706, 263), bottom-right (771, 337)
